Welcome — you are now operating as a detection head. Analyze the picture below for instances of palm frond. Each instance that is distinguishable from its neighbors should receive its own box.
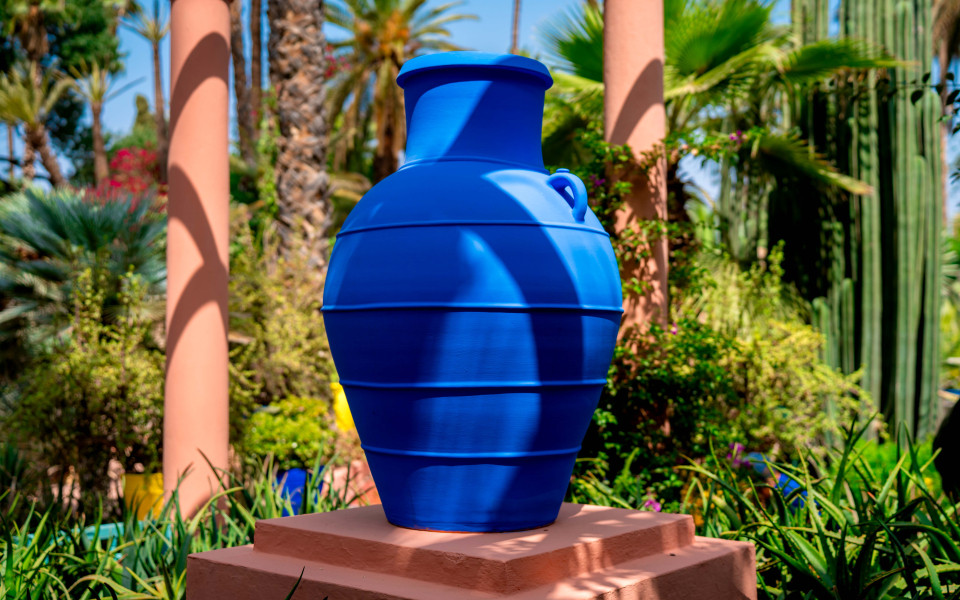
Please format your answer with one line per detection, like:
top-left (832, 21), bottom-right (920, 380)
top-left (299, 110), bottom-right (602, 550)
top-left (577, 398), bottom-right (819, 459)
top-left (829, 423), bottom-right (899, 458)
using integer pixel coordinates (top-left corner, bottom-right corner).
top-left (539, 2), bottom-right (603, 82)
top-left (0, 188), bottom-right (166, 343)
top-left (780, 39), bottom-right (900, 86)
top-left (323, 2), bottom-right (355, 31)
top-left (753, 132), bottom-right (873, 195)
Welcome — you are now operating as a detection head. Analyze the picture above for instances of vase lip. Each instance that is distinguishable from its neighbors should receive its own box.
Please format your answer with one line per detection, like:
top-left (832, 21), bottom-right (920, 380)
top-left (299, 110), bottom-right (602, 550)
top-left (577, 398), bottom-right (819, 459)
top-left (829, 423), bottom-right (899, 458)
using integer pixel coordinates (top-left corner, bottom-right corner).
top-left (397, 51), bottom-right (553, 89)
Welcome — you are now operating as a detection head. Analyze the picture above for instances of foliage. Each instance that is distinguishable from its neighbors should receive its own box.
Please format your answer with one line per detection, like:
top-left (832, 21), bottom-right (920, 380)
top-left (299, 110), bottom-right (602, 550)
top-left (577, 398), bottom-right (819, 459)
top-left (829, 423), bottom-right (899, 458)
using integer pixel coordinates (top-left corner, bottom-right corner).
top-left (0, 62), bottom-right (73, 132)
top-left (44, 0), bottom-right (122, 73)
top-left (565, 128), bottom-right (681, 302)
top-left (0, 442), bottom-right (31, 514)
top-left (227, 206), bottom-right (338, 438)
top-left (0, 458), bottom-right (367, 599)
top-left (324, 0), bottom-right (475, 180)
top-left (687, 423), bottom-right (960, 599)
top-left (576, 319), bottom-right (741, 511)
top-left (681, 249), bottom-right (869, 454)
top-left (0, 188), bottom-right (164, 370)
top-left (538, 0), bottom-right (891, 194)
top-left (242, 396), bottom-right (337, 471)
top-left (572, 171), bottom-right (868, 508)
top-left (3, 268), bottom-right (164, 512)
top-left (0, 0), bottom-right (121, 178)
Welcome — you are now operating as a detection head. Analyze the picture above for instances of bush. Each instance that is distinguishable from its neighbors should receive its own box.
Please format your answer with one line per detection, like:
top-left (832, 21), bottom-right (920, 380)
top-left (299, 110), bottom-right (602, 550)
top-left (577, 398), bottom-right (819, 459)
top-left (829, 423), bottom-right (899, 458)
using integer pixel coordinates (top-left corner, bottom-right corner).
top-left (3, 269), bottom-right (164, 513)
top-left (576, 319), bottom-right (740, 510)
top-left (242, 396), bottom-right (337, 471)
top-left (226, 207), bottom-right (358, 464)
top-left (683, 249), bottom-right (868, 455)
top-left (572, 246), bottom-right (869, 510)
top-left (228, 207), bottom-right (334, 407)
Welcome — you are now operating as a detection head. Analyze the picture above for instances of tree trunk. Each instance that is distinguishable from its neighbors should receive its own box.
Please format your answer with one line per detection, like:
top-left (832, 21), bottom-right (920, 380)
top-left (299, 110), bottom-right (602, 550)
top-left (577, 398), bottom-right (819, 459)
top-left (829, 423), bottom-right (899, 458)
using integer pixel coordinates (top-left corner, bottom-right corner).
top-left (371, 130), bottom-right (398, 182)
top-left (27, 125), bottom-right (65, 187)
top-left (230, 0), bottom-right (256, 166)
top-left (372, 86), bottom-right (400, 182)
top-left (21, 135), bottom-right (35, 183)
top-left (268, 0), bottom-right (331, 267)
top-left (91, 101), bottom-right (108, 184)
top-left (250, 0), bottom-right (263, 144)
top-left (510, 0), bottom-right (521, 54)
top-left (152, 40), bottom-right (169, 184)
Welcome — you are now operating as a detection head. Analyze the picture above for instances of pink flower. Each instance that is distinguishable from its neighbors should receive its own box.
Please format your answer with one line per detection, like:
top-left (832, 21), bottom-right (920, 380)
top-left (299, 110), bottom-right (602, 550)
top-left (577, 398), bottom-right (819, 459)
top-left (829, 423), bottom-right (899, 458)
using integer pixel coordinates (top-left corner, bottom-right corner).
top-left (642, 497), bottom-right (662, 512)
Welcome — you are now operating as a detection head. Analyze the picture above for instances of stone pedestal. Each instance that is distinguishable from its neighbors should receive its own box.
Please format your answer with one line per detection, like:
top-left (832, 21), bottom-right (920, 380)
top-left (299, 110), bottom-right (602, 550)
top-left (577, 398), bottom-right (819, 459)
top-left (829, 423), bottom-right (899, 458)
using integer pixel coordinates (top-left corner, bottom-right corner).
top-left (187, 503), bottom-right (756, 599)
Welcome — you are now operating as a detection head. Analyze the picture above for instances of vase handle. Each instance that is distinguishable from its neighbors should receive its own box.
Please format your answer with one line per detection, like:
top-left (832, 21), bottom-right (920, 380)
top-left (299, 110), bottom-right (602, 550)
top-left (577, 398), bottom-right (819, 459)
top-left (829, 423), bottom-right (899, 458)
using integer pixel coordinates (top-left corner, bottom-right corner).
top-left (547, 169), bottom-right (588, 222)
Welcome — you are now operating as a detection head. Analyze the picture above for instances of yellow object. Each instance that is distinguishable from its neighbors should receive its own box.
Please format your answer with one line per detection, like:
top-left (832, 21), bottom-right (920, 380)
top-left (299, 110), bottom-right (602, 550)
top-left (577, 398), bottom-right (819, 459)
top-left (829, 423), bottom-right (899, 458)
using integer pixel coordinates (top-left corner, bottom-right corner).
top-left (331, 382), bottom-right (355, 432)
top-left (123, 473), bottom-right (164, 519)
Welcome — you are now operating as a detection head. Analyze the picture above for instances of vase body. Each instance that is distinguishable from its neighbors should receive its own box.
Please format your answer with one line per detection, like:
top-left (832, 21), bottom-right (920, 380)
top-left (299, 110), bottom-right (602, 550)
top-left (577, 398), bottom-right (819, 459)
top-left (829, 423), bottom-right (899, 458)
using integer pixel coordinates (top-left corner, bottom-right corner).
top-left (322, 52), bottom-right (622, 532)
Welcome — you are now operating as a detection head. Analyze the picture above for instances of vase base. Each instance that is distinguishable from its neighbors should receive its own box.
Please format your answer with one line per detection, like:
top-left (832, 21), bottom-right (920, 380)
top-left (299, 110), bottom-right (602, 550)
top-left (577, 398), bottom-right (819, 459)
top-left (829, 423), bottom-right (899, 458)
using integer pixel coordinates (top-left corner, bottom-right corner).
top-left (188, 503), bottom-right (756, 599)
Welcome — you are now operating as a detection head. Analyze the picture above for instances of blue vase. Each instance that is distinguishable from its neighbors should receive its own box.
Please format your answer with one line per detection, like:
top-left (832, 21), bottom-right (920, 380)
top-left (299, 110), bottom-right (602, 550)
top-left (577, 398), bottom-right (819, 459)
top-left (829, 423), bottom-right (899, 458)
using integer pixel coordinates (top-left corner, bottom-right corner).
top-left (322, 52), bottom-right (622, 532)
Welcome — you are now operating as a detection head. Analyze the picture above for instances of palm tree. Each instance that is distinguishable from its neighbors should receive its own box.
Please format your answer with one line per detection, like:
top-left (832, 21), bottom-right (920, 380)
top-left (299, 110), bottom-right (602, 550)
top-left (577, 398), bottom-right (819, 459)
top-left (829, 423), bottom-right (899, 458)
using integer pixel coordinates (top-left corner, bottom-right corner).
top-left (540, 0), bottom-right (892, 195)
top-left (1, 0), bottom-right (64, 64)
top-left (104, 0), bottom-right (141, 34)
top-left (250, 0), bottom-right (263, 142)
top-left (511, 0), bottom-right (521, 54)
top-left (125, 0), bottom-right (169, 183)
top-left (325, 0), bottom-right (476, 182)
top-left (70, 61), bottom-right (138, 185)
top-left (0, 63), bottom-right (71, 187)
top-left (229, 0), bottom-right (256, 166)
top-left (268, 0), bottom-right (332, 266)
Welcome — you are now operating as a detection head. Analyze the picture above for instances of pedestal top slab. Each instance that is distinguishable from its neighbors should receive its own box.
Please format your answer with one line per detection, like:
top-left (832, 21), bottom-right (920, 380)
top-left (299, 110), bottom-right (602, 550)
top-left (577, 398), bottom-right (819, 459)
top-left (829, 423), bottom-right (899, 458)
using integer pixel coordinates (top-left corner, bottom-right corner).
top-left (253, 503), bottom-right (694, 595)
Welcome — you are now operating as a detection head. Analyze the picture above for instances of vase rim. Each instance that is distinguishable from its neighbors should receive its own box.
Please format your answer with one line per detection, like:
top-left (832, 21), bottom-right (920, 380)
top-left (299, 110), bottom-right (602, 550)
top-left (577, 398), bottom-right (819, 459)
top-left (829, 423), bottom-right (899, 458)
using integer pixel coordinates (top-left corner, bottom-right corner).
top-left (397, 51), bottom-right (553, 89)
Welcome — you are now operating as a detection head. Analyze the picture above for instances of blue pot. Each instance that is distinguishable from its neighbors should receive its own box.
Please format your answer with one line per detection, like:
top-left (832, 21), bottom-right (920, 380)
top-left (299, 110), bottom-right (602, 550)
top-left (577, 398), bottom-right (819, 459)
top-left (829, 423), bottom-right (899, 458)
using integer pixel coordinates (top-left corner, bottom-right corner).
top-left (322, 52), bottom-right (622, 532)
top-left (275, 468), bottom-right (322, 516)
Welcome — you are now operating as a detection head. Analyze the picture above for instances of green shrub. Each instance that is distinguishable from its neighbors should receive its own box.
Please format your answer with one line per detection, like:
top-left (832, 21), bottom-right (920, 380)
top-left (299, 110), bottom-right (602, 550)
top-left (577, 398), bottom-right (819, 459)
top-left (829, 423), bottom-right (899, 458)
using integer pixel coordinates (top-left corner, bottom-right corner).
top-left (3, 269), bottom-right (164, 513)
top-left (576, 319), bottom-right (740, 511)
top-left (573, 246), bottom-right (869, 510)
top-left (228, 207), bottom-right (334, 408)
top-left (242, 396), bottom-right (337, 471)
top-left (684, 249), bottom-right (869, 455)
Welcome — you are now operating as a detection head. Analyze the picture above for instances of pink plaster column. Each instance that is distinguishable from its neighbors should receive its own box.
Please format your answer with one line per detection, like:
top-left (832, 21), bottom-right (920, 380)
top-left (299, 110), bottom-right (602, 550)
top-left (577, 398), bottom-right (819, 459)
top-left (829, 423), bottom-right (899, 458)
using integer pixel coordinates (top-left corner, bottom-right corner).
top-left (164, 0), bottom-right (231, 516)
top-left (604, 0), bottom-right (669, 329)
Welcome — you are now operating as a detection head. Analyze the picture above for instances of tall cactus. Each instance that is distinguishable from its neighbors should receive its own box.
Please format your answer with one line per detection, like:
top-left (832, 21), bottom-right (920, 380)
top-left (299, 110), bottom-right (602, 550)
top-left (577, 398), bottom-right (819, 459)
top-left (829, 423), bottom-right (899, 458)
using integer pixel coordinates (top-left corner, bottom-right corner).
top-left (785, 0), bottom-right (942, 438)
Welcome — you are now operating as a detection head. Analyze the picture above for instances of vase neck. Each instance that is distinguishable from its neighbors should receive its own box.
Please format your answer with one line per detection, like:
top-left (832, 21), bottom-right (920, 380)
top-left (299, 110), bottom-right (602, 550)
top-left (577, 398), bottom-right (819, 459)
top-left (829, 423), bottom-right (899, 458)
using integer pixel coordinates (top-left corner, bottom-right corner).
top-left (400, 67), bottom-right (550, 171)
